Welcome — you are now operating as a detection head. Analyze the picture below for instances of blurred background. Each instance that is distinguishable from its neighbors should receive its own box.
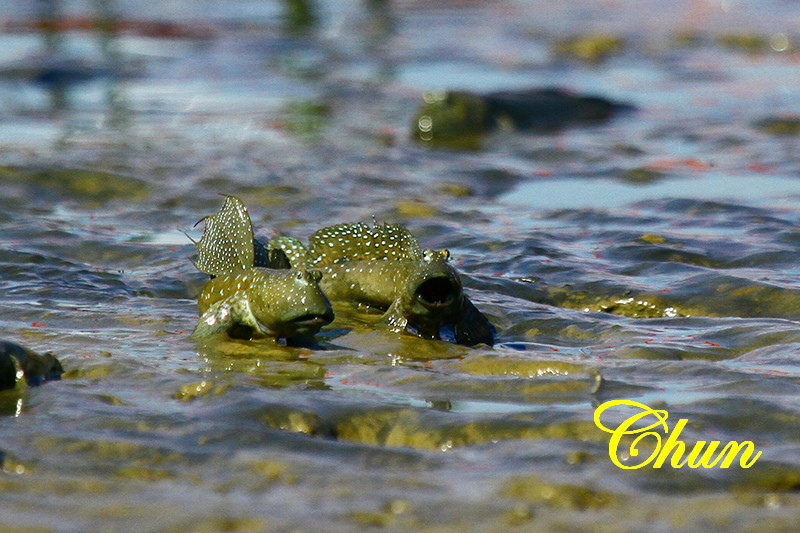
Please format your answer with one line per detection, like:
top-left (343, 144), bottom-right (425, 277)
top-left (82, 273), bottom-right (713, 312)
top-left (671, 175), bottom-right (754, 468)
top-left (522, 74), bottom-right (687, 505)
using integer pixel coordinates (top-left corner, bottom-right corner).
top-left (2, 0), bottom-right (799, 181)
top-left (3, 1), bottom-right (800, 532)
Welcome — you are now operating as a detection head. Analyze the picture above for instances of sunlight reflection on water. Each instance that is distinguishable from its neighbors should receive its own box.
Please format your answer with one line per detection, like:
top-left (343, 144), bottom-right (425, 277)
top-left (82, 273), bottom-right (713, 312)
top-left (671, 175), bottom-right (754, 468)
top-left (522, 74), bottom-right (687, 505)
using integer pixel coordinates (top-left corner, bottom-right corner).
top-left (500, 173), bottom-right (800, 211)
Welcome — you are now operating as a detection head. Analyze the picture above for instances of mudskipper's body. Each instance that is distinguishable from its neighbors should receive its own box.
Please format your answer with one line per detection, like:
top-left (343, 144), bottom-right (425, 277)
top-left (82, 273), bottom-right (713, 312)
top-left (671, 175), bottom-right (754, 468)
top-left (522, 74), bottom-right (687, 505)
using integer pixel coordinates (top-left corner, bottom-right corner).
top-left (192, 196), bottom-right (333, 341)
top-left (270, 222), bottom-right (495, 346)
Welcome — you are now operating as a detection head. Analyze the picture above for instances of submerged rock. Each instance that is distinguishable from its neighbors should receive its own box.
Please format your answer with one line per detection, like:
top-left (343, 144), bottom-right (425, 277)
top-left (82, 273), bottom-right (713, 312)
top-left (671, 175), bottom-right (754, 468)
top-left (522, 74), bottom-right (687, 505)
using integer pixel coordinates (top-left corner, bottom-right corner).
top-left (0, 56), bottom-right (141, 87)
top-left (412, 88), bottom-right (634, 149)
top-left (754, 117), bottom-right (800, 136)
top-left (0, 340), bottom-right (64, 391)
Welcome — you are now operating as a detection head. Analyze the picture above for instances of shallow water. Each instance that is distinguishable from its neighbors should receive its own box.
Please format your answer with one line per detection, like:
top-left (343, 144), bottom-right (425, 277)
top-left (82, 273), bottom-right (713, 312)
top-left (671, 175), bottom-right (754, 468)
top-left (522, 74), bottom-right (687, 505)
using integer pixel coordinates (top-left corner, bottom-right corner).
top-left (2, 1), bottom-right (800, 531)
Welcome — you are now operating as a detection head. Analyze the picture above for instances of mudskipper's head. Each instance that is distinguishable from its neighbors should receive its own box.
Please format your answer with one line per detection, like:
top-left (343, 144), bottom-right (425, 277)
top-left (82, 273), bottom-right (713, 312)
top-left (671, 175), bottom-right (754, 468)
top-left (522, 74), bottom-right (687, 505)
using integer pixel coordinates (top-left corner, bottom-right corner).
top-left (400, 249), bottom-right (464, 338)
top-left (250, 268), bottom-right (334, 339)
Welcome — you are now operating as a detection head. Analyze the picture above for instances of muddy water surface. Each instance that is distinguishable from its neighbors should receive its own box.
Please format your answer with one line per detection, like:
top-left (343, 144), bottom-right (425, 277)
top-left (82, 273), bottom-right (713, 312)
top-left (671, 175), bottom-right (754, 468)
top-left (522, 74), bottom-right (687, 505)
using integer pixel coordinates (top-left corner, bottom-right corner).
top-left (2, 1), bottom-right (800, 531)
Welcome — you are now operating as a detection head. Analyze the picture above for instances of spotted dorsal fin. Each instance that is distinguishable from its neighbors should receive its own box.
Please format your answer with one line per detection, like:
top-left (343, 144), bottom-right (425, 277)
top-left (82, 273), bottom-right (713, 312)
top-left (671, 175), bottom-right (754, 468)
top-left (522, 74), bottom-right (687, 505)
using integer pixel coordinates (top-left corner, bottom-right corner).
top-left (195, 195), bottom-right (255, 276)
top-left (308, 222), bottom-right (422, 265)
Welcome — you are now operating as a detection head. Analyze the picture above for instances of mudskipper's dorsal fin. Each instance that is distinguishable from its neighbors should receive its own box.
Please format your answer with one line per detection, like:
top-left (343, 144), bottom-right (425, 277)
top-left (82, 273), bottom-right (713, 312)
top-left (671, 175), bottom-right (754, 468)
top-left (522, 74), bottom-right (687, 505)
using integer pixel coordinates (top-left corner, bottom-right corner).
top-left (194, 195), bottom-right (255, 276)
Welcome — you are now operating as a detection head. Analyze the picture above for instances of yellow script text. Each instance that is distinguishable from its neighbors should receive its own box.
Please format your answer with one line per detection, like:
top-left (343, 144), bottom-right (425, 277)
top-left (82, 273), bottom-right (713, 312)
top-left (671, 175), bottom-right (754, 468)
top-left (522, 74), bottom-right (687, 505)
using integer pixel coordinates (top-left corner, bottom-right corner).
top-left (593, 399), bottom-right (762, 469)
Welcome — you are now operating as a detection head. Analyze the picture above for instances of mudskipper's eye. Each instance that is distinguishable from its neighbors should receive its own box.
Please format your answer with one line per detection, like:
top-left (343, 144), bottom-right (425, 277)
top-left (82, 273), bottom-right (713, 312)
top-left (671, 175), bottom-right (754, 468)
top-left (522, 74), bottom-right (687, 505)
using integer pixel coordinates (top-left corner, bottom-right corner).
top-left (308, 270), bottom-right (323, 283)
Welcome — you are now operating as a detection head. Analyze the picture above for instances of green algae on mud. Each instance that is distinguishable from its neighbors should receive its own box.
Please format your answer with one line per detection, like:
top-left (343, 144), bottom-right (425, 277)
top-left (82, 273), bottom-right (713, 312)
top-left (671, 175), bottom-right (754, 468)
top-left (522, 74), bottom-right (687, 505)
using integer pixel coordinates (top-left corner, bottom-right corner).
top-left (412, 91), bottom-right (489, 150)
top-left (551, 33), bottom-right (625, 62)
top-left (248, 361), bottom-right (328, 389)
top-left (456, 356), bottom-right (592, 379)
top-left (449, 355), bottom-right (602, 394)
top-left (716, 32), bottom-right (773, 53)
top-left (619, 167), bottom-right (669, 185)
top-left (262, 407), bottom-right (321, 436)
top-left (335, 409), bottom-right (603, 450)
top-left (754, 117), bottom-right (800, 136)
top-left (172, 379), bottom-right (229, 401)
top-left (504, 475), bottom-right (623, 509)
top-left (192, 341), bottom-right (328, 390)
top-left (0, 166), bottom-right (150, 206)
top-left (547, 275), bottom-right (800, 321)
top-left (280, 100), bottom-right (331, 141)
top-left (549, 288), bottom-right (689, 319)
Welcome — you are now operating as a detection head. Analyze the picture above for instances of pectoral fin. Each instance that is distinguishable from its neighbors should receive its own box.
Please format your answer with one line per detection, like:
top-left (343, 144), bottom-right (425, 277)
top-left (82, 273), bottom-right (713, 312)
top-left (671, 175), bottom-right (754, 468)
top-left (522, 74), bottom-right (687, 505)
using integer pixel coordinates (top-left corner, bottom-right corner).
top-left (382, 301), bottom-right (441, 339)
top-left (453, 297), bottom-right (495, 346)
top-left (192, 296), bottom-right (268, 340)
top-left (382, 301), bottom-right (409, 333)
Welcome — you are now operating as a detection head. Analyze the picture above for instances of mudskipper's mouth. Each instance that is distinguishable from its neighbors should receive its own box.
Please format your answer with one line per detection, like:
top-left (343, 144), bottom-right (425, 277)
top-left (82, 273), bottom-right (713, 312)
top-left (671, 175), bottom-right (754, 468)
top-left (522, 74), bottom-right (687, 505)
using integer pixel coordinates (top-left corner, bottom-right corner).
top-left (414, 277), bottom-right (459, 309)
top-left (287, 311), bottom-right (334, 332)
top-left (291, 314), bottom-right (331, 326)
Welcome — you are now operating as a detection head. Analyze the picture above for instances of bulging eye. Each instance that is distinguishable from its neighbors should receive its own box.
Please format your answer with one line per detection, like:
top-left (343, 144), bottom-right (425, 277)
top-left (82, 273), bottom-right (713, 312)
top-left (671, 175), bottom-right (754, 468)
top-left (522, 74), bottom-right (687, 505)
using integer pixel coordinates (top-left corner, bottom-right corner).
top-left (295, 271), bottom-right (305, 280)
top-left (308, 269), bottom-right (323, 283)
